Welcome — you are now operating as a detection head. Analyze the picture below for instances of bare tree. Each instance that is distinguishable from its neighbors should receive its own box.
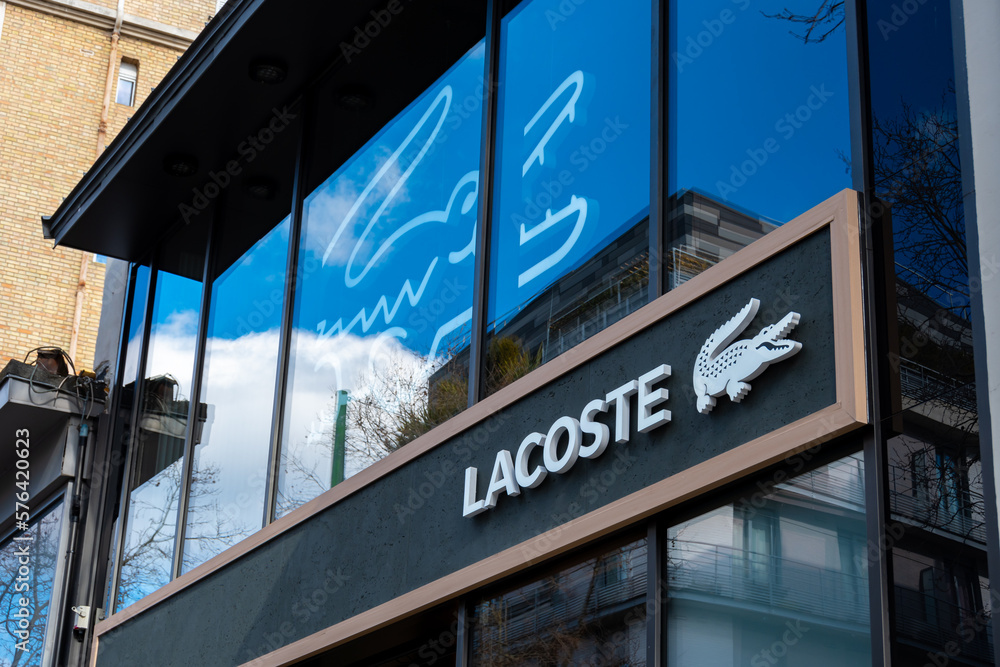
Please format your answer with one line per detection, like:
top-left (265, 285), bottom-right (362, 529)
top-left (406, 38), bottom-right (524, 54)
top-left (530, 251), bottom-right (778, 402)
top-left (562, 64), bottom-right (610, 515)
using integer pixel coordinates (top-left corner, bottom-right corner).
top-left (762, 1), bottom-right (846, 43)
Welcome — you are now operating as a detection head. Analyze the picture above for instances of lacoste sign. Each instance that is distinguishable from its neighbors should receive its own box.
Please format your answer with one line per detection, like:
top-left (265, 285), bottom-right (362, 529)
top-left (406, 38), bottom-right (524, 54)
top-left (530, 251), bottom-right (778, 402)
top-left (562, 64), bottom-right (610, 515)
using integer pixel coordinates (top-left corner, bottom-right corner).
top-left (462, 298), bottom-right (804, 517)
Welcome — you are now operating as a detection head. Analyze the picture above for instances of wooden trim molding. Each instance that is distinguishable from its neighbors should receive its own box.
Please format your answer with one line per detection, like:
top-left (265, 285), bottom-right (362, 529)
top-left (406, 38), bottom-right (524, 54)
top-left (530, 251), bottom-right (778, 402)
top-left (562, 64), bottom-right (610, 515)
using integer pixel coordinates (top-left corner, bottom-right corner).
top-left (95, 190), bottom-right (869, 655)
top-left (6, 0), bottom-right (200, 49)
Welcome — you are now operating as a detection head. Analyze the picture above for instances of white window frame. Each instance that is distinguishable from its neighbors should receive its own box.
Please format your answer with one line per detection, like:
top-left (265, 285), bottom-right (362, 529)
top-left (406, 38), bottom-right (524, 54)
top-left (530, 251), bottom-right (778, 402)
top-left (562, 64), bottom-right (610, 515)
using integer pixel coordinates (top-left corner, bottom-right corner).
top-left (116, 61), bottom-right (138, 107)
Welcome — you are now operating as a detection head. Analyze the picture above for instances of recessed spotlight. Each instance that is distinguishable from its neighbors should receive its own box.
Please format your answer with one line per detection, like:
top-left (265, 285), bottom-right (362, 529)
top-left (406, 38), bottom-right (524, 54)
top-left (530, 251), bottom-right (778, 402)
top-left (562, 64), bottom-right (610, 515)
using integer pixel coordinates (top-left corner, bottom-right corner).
top-left (163, 153), bottom-right (199, 178)
top-left (244, 176), bottom-right (276, 200)
top-left (336, 84), bottom-right (374, 111)
top-left (249, 59), bottom-right (287, 85)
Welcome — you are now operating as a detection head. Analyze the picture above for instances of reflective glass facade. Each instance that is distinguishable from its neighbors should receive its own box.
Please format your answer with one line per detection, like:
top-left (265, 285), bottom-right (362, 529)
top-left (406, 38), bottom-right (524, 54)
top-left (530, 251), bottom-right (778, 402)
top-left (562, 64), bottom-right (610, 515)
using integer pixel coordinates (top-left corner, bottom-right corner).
top-left (60, 0), bottom-right (995, 665)
top-left (280, 40), bottom-right (486, 516)
top-left (668, 454), bottom-right (870, 666)
top-left (0, 500), bottom-right (65, 666)
top-left (484, 0), bottom-right (651, 391)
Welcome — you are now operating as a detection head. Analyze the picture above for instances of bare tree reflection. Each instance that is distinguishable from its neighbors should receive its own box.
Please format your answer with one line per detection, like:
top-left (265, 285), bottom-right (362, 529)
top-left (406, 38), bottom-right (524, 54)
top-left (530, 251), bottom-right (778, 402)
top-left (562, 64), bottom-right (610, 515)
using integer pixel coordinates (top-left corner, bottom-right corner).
top-left (762, 1), bottom-right (845, 43)
top-left (116, 460), bottom-right (248, 609)
top-left (0, 506), bottom-right (61, 667)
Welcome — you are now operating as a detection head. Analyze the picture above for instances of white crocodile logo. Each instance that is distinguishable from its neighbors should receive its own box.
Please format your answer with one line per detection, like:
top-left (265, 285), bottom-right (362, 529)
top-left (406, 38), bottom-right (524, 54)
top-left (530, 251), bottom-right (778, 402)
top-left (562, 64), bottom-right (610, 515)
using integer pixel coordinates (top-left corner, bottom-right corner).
top-left (694, 298), bottom-right (802, 414)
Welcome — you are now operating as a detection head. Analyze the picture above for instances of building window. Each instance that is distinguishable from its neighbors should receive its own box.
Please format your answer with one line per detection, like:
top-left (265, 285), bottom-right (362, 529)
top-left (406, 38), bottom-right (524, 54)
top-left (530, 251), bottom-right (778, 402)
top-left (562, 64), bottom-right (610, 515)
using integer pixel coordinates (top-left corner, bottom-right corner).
top-left (472, 538), bottom-right (647, 665)
top-left (0, 499), bottom-right (66, 666)
top-left (667, 453), bottom-right (871, 666)
top-left (278, 25), bottom-right (487, 518)
top-left (116, 62), bottom-right (138, 107)
top-left (484, 0), bottom-right (652, 396)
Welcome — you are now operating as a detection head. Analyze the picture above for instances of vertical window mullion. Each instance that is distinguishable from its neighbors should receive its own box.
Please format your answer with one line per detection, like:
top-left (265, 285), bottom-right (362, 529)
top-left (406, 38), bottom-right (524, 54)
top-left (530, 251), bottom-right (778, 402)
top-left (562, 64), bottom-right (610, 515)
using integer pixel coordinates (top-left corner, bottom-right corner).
top-left (849, 0), bottom-right (895, 661)
top-left (455, 599), bottom-right (471, 667)
top-left (264, 96), bottom-right (310, 527)
top-left (170, 207), bottom-right (220, 580)
top-left (109, 259), bottom-right (157, 611)
top-left (649, 0), bottom-right (666, 301)
top-left (467, 0), bottom-right (503, 406)
top-left (646, 518), bottom-right (663, 666)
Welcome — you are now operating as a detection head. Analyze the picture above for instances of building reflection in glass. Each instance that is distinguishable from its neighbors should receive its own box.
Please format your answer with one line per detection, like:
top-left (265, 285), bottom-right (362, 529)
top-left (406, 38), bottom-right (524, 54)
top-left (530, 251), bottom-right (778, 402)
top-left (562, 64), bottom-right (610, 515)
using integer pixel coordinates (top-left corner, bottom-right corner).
top-left (472, 538), bottom-right (647, 666)
top-left (667, 453), bottom-right (871, 666)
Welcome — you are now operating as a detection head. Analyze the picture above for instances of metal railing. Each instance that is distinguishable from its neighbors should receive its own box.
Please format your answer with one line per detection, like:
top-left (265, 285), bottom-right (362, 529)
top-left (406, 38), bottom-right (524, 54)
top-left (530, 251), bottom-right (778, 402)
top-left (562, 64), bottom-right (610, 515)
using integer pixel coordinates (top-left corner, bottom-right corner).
top-left (895, 585), bottom-right (994, 664)
top-left (667, 541), bottom-right (869, 625)
top-left (888, 464), bottom-right (986, 543)
top-left (898, 357), bottom-right (978, 414)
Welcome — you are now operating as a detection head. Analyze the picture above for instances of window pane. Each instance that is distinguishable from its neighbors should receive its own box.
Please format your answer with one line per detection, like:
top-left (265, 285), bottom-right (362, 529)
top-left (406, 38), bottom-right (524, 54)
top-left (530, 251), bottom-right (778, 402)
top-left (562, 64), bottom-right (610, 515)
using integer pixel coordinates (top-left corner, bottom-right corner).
top-left (104, 263), bottom-right (151, 612)
top-left (182, 217), bottom-right (290, 572)
top-left (472, 539), bottom-right (647, 665)
top-left (667, 453), bottom-right (870, 666)
top-left (485, 0), bottom-right (651, 395)
top-left (0, 500), bottom-right (64, 666)
top-left (866, 0), bottom-right (989, 659)
top-left (278, 38), bottom-right (486, 518)
top-left (117, 259), bottom-right (203, 610)
top-left (122, 265), bottom-right (151, 384)
top-left (116, 79), bottom-right (135, 106)
top-left (667, 0), bottom-right (851, 288)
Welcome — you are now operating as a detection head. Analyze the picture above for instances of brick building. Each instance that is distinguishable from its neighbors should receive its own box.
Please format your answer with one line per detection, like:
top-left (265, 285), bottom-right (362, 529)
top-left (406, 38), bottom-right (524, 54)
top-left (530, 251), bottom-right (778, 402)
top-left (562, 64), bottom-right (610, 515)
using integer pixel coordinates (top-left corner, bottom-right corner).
top-left (0, 0), bottom-right (219, 370)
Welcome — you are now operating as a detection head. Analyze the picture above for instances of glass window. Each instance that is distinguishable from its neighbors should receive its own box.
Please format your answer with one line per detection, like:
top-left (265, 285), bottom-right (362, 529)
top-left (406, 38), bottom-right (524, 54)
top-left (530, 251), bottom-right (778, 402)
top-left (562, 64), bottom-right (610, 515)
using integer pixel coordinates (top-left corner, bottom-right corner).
top-left (667, 0), bottom-right (851, 289)
top-left (0, 500), bottom-right (65, 666)
top-left (182, 217), bottom-right (290, 572)
top-left (471, 538), bottom-right (647, 665)
top-left (667, 453), bottom-right (870, 666)
top-left (866, 0), bottom-right (989, 660)
top-left (116, 62), bottom-right (138, 107)
top-left (485, 0), bottom-right (652, 394)
top-left (104, 263), bottom-right (151, 612)
top-left (116, 232), bottom-right (205, 611)
top-left (278, 29), bottom-right (487, 517)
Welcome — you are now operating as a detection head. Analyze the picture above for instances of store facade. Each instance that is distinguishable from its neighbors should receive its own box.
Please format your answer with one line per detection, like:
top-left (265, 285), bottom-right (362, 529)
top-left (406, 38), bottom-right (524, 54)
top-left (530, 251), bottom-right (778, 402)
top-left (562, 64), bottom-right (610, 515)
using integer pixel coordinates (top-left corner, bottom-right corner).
top-left (33, 0), bottom-right (999, 665)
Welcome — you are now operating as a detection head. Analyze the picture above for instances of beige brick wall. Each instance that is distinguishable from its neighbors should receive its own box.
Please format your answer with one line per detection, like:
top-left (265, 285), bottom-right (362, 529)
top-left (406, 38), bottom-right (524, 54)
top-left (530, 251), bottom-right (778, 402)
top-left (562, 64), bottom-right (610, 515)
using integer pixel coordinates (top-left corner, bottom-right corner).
top-left (0, 2), bottom-right (205, 371)
top-left (126, 0), bottom-right (218, 35)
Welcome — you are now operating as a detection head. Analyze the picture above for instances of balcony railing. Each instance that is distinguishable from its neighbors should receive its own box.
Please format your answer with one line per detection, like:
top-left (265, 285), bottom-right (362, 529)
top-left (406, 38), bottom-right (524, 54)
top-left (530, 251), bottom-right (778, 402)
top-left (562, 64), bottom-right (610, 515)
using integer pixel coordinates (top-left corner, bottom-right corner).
top-left (888, 464), bottom-right (986, 543)
top-left (899, 357), bottom-right (978, 414)
top-left (667, 541), bottom-right (869, 626)
top-left (895, 585), bottom-right (994, 664)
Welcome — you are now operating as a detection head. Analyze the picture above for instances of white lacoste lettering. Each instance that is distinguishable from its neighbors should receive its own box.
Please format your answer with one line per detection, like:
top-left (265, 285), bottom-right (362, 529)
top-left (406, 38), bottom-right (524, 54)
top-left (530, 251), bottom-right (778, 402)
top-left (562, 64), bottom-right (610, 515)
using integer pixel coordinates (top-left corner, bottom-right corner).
top-left (694, 297), bottom-right (802, 414)
top-left (463, 364), bottom-right (671, 517)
